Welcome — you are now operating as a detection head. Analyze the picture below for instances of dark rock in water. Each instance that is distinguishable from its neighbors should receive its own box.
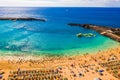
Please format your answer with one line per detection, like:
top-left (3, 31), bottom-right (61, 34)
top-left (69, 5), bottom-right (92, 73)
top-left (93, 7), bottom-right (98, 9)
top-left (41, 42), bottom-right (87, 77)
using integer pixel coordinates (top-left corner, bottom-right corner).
top-left (76, 33), bottom-right (83, 37)
top-left (68, 23), bottom-right (82, 26)
top-left (76, 33), bottom-right (96, 38)
top-left (0, 17), bottom-right (47, 22)
top-left (68, 23), bottom-right (120, 42)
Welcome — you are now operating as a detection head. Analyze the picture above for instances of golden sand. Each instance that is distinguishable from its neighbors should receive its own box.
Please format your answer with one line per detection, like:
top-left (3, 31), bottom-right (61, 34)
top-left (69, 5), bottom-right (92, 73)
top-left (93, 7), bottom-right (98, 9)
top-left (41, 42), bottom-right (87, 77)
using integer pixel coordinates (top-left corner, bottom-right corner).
top-left (0, 47), bottom-right (120, 80)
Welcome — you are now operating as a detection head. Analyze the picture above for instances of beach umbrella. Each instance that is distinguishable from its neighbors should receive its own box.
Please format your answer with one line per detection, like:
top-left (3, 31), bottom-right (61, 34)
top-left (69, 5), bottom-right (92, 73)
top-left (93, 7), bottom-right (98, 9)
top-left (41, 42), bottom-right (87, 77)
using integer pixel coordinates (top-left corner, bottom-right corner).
top-left (79, 73), bottom-right (83, 77)
top-left (0, 75), bottom-right (3, 79)
top-left (98, 70), bottom-right (104, 73)
top-left (94, 78), bottom-right (101, 80)
top-left (64, 78), bottom-right (68, 80)
top-left (58, 66), bottom-right (62, 70)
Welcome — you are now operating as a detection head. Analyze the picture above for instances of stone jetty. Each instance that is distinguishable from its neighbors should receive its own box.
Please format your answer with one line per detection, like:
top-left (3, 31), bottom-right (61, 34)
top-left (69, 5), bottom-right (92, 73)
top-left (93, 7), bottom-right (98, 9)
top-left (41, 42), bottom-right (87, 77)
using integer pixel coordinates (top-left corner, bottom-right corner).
top-left (68, 23), bottom-right (120, 42)
top-left (0, 17), bottom-right (47, 22)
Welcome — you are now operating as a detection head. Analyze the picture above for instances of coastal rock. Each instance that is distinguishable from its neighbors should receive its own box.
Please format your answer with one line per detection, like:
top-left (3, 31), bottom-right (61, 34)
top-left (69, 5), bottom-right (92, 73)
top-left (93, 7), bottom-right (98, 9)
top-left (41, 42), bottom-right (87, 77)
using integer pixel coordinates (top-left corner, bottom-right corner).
top-left (68, 23), bottom-right (120, 42)
top-left (0, 17), bottom-right (47, 22)
top-left (76, 33), bottom-right (82, 37)
top-left (76, 33), bottom-right (96, 38)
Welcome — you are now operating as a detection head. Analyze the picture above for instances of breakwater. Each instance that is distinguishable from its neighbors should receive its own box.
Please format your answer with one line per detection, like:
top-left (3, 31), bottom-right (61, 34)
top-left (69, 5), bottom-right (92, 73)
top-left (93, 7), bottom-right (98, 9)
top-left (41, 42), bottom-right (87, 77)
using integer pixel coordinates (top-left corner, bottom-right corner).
top-left (0, 17), bottom-right (47, 22)
top-left (68, 23), bottom-right (120, 42)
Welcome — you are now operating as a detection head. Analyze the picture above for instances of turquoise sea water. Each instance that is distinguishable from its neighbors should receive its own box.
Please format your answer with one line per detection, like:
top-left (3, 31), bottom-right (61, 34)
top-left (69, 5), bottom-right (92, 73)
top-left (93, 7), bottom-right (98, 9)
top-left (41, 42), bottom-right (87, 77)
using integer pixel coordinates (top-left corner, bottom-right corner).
top-left (0, 7), bottom-right (119, 56)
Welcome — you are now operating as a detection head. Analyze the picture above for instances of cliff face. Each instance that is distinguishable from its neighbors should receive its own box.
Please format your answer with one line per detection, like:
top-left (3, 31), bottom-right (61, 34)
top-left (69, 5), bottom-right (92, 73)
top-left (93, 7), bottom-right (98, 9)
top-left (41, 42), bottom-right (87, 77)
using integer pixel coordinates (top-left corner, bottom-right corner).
top-left (68, 23), bottom-right (120, 42)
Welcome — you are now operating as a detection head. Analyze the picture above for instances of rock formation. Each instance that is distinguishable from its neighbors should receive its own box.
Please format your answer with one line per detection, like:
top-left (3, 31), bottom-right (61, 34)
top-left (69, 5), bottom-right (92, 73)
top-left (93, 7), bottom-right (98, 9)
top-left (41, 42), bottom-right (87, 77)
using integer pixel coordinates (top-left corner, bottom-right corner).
top-left (76, 33), bottom-right (96, 37)
top-left (0, 17), bottom-right (47, 22)
top-left (68, 23), bottom-right (120, 42)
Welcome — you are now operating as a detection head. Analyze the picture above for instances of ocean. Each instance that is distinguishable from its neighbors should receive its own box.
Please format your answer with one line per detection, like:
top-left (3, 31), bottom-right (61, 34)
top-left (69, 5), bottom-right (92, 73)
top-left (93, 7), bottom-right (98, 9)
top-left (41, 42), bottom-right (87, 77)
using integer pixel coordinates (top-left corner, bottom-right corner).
top-left (0, 7), bottom-right (119, 56)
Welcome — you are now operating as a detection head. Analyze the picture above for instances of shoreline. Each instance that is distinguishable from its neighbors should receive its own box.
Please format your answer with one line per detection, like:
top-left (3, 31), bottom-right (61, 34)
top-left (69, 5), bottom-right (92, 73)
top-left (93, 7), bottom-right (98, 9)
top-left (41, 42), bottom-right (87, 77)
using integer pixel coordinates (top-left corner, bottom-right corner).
top-left (0, 46), bottom-right (120, 67)
top-left (0, 40), bottom-right (119, 57)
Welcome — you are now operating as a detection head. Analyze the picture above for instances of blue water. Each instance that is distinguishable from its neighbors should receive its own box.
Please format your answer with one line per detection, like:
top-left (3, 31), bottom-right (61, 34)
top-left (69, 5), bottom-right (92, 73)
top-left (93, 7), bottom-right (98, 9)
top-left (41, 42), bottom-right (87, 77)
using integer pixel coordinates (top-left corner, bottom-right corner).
top-left (0, 7), bottom-right (119, 56)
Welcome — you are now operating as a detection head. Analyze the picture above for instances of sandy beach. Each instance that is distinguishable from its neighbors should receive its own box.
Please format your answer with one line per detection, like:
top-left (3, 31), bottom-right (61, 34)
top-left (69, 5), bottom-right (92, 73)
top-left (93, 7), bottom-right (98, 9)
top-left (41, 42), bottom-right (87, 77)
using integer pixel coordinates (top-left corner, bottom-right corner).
top-left (0, 46), bottom-right (120, 80)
